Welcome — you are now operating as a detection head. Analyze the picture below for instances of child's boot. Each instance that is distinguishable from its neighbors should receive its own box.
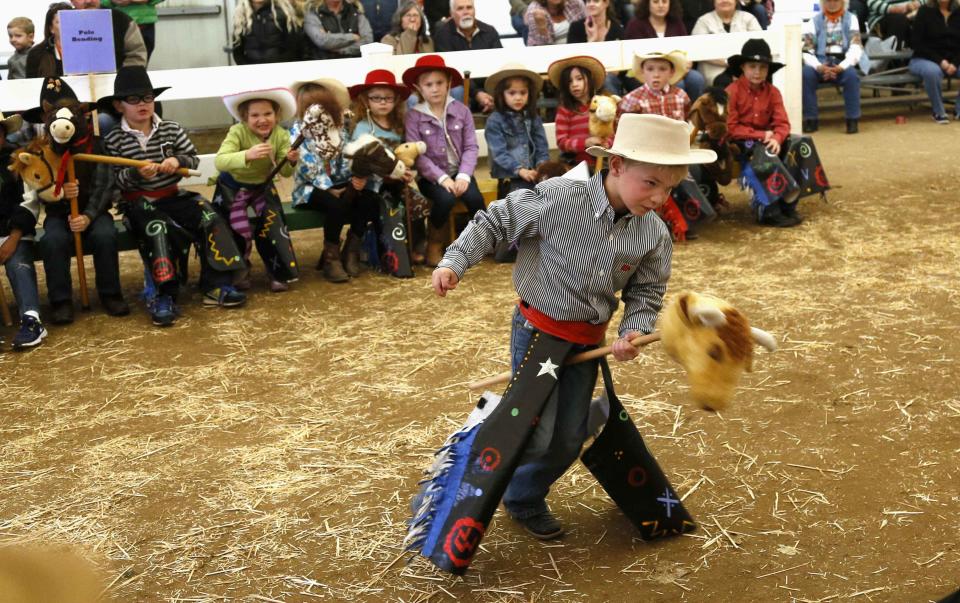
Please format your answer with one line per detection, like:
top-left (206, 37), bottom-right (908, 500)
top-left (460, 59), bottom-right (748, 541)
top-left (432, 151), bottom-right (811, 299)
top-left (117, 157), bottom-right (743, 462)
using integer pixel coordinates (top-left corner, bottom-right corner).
top-left (322, 241), bottom-right (350, 283)
top-left (341, 230), bottom-right (363, 277)
top-left (426, 224), bottom-right (446, 267)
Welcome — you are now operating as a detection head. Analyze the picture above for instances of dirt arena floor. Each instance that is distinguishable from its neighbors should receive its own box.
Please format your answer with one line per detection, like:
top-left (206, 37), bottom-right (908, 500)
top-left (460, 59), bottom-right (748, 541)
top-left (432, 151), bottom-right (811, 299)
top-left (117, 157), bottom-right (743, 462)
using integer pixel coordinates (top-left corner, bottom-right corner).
top-left (1, 108), bottom-right (958, 603)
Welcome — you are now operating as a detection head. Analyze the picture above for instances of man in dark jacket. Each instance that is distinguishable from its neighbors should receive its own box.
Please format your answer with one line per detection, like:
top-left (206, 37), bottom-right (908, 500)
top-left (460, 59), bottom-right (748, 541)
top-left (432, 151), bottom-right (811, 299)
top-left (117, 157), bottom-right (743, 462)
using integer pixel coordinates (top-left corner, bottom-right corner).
top-left (433, 0), bottom-right (502, 113)
top-left (359, 0), bottom-right (397, 41)
top-left (304, 0), bottom-right (374, 59)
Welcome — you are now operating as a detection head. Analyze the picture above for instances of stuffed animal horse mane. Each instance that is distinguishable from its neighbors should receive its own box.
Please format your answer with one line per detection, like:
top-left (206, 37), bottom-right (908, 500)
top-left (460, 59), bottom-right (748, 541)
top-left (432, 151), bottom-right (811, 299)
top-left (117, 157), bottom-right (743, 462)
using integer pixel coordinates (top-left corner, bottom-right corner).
top-left (688, 88), bottom-right (736, 186)
top-left (660, 291), bottom-right (776, 412)
top-left (8, 137), bottom-right (64, 203)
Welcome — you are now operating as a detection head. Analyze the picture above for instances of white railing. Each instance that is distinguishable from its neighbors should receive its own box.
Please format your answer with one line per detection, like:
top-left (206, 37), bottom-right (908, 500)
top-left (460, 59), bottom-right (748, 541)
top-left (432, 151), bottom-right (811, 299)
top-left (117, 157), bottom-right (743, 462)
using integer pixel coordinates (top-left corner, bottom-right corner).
top-left (0, 27), bottom-right (801, 185)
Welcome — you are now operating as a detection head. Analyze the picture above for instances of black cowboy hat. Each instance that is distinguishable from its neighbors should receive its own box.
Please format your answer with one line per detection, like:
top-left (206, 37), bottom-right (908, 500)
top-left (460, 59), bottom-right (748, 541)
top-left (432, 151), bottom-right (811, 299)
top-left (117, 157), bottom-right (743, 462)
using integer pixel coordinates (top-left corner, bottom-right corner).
top-left (96, 66), bottom-right (169, 112)
top-left (726, 39), bottom-right (785, 79)
top-left (21, 77), bottom-right (89, 124)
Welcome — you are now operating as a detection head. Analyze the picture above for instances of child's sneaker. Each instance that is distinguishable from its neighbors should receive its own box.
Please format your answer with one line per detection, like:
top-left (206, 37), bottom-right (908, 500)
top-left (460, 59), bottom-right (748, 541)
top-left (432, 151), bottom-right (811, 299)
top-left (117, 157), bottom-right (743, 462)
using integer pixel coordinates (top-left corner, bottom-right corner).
top-left (269, 279), bottom-right (289, 293)
top-left (932, 113), bottom-right (950, 124)
top-left (12, 313), bottom-right (47, 350)
top-left (203, 286), bottom-right (247, 308)
top-left (150, 295), bottom-right (178, 327)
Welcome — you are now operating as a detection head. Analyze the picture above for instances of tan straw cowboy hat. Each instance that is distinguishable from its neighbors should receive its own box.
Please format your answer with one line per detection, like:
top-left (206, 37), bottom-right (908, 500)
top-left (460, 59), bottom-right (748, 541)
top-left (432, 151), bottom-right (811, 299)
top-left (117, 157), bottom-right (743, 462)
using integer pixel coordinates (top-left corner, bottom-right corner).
top-left (547, 55), bottom-right (607, 90)
top-left (633, 50), bottom-right (689, 85)
top-left (587, 114), bottom-right (717, 165)
top-left (292, 78), bottom-right (351, 111)
top-left (484, 63), bottom-right (544, 96)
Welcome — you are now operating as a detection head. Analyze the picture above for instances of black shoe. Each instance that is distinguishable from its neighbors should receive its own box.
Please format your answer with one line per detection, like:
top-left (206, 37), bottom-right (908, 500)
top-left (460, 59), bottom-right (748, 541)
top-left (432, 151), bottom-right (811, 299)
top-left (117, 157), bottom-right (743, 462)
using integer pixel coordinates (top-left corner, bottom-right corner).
top-left (101, 294), bottom-right (130, 317)
top-left (13, 314), bottom-right (47, 350)
top-left (802, 119), bottom-right (818, 133)
top-left (50, 300), bottom-right (74, 325)
top-left (846, 118), bottom-right (859, 134)
top-left (513, 511), bottom-right (565, 541)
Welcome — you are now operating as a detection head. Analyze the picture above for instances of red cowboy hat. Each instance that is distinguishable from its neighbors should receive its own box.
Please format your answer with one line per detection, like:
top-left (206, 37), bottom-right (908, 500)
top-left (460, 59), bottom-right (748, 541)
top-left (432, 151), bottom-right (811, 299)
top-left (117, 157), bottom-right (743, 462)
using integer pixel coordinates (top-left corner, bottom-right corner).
top-left (401, 54), bottom-right (463, 89)
top-left (348, 69), bottom-right (412, 101)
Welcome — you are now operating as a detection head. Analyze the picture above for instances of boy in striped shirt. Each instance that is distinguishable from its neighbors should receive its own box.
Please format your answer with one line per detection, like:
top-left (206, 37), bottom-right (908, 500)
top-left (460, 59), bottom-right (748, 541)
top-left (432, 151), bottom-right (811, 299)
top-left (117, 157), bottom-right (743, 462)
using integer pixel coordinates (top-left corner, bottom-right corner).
top-left (101, 66), bottom-right (246, 326)
top-left (432, 115), bottom-right (716, 540)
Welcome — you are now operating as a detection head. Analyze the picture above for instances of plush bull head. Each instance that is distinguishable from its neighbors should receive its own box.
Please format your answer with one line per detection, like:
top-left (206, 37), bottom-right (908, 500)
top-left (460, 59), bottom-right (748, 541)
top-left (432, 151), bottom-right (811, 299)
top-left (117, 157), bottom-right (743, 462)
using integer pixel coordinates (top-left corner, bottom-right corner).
top-left (660, 291), bottom-right (776, 412)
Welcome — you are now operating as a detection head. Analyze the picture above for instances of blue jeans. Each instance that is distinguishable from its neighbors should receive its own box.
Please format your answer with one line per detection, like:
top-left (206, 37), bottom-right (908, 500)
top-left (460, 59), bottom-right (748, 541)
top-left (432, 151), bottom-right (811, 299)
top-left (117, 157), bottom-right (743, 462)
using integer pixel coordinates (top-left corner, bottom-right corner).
top-left (676, 70), bottom-right (706, 104)
top-left (802, 63), bottom-right (861, 119)
top-left (502, 307), bottom-right (599, 519)
top-left (3, 238), bottom-right (41, 317)
top-left (745, 3), bottom-right (769, 29)
top-left (40, 213), bottom-right (122, 303)
top-left (417, 176), bottom-right (485, 230)
top-left (909, 57), bottom-right (960, 118)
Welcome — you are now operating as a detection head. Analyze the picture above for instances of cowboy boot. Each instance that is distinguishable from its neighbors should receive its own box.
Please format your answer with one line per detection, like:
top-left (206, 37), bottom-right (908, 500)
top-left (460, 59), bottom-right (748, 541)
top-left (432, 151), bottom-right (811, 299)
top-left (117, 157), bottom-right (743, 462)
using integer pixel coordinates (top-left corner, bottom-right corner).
top-left (341, 230), bottom-right (363, 277)
top-left (425, 223), bottom-right (447, 268)
top-left (321, 241), bottom-right (349, 283)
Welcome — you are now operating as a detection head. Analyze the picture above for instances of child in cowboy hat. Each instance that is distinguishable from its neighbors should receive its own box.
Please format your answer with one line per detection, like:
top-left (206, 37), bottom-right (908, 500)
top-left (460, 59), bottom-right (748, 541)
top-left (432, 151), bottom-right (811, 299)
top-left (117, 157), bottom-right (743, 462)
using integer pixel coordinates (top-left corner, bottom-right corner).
top-left (618, 50), bottom-right (691, 122)
top-left (101, 66), bottom-right (247, 326)
top-left (214, 87), bottom-right (300, 292)
top-left (548, 55), bottom-right (612, 167)
top-left (724, 38), bottom-right (800, 227)
top-left (432, 114), bottom-right (716, 540)
top-left (403, 54), bottom-right (483, 268)
top-left (0, 111), bottom-right (46, 350)
top-left (288, 77), bottom-right (369, 283)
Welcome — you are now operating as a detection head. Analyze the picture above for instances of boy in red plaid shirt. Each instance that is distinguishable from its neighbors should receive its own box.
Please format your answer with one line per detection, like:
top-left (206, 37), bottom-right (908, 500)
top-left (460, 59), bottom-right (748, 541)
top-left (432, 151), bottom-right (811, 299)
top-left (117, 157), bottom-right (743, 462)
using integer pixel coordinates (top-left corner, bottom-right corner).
top-left (618, 50), bottom-right (691, 122)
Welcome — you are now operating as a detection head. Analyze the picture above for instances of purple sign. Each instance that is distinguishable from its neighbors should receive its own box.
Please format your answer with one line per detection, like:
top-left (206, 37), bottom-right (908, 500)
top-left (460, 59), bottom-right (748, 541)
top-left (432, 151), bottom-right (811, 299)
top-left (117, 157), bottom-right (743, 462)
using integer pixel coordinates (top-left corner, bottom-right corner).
top-left (60, 9), bottom-right (117, 75)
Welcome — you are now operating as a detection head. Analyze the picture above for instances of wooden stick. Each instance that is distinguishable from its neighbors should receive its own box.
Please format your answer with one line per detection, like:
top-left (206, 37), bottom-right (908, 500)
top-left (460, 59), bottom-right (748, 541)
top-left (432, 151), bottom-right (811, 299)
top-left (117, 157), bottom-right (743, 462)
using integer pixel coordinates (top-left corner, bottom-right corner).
top-left (0, 270), bottom-right (13, 327)
top-left (89, 73), bottom-right (100, 138)
top-left (467, 331), bottom-right (662, 390)
top-left (71, 153), bottom-right (200, 178)
top-left (463, 70), bottom-right (471, 107)
top-left (65, 157), bottom-right (90, 310)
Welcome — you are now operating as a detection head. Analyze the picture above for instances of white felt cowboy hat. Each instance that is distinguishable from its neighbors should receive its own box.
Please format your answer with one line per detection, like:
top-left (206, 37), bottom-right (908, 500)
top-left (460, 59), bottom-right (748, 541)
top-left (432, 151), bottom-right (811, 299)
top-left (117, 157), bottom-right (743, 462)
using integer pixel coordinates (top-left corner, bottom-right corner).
top-left (291, 78), bottom-right (351, 111)
top-left (0, 112), bottom-right (23, 134)
top-left (587, 114), bottom-right (717, 165)
top-left (484, 63), bottom-right (544, 96)
top-left (222, 88), bottom-right (297, 123)
top-left (633, 50), bottom-right (689, 86)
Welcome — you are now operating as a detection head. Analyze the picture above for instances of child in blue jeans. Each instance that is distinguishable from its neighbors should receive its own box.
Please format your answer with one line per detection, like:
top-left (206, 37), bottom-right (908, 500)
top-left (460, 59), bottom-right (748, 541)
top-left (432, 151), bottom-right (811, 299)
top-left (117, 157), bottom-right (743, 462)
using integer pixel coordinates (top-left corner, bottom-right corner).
top-left (0, 112), bottom-right (45, 350)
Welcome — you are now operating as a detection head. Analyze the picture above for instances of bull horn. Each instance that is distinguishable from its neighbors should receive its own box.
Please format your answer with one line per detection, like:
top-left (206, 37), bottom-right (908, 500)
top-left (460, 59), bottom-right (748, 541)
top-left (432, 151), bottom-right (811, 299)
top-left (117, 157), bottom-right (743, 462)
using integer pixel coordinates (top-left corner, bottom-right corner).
top-left (689, 304), bottom-right (726, 328)
top-left (751, 327), bottom-right (777, 352)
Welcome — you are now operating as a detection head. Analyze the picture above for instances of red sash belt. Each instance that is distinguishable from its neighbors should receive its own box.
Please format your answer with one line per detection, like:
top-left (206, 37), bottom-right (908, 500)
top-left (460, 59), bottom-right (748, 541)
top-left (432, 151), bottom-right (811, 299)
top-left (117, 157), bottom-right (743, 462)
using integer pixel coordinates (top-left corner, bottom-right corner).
top-left (122, 185), bottom-right (180, 202)
top-left (518, 300), bottom-right (607, 345)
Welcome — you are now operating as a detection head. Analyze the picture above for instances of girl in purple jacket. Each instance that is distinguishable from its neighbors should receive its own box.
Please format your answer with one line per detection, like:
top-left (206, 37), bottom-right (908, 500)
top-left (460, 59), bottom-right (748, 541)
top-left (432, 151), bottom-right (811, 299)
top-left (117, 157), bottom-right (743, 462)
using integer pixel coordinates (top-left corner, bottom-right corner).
top-left (402, 55), bottom-right (484, 268)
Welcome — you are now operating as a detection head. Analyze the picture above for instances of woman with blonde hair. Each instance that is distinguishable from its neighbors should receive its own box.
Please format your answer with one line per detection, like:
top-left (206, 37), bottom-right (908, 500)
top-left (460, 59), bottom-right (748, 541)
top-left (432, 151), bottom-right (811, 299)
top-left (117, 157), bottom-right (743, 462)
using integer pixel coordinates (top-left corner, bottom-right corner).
top-left (232, 0), bottom-right (304, 64)
top-left (381, 1), bottom-right (434, 54)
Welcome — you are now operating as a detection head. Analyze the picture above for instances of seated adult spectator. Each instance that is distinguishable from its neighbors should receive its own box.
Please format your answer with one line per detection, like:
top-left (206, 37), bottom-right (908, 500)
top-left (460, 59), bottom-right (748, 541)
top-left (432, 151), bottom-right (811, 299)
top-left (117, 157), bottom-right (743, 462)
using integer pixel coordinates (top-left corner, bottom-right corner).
top-left (801, 0), bottom-right (862, 133)
top-left (433, 0), bottom-right (501, 113)
top-left (511, 0), bottom-right (532, 42)
top-left (381, 0), bottom-right (434, 54)
top-left (360, 0), bottom-right (397, 41)
top-left (304, 0), bottom-right (373, 59)
top-left (70, 0), bottom-right (148, 67)
top-left (568, 0), bottom-right (623, 43)
top-left (25, 3), bottom-right (71, 78)
top-left (908, 0), bottom-right (960, 123)
top-left (625, 0), bottom-right (706, 101)
top-left (101, 0), bottom-right (164, 61)
top-left (691, 0), bottom-right (761, 84)
top-left (867, 0), bottom-right (920, 47)
top-left (232, 0), bottom-right (304, 65)
top-left (525, 0), bottom-right (586, 45)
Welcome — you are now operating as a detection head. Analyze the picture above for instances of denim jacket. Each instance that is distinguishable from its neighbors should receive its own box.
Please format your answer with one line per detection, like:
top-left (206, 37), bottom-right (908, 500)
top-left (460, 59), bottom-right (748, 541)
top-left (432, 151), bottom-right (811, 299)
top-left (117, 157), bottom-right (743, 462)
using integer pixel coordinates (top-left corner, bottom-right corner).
top-left (484, 109), bottom-right (550, 180)
top-left (404, 97), bottom-right (478, 184)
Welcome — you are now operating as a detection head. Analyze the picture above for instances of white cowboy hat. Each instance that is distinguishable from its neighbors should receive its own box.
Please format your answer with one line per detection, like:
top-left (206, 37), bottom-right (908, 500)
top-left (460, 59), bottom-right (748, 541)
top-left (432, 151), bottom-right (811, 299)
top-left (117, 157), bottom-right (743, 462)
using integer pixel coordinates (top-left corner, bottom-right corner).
top-left (484, 63), bottom-right (544, 96)
top-left (222, 88), bottom-right (297, 123)
top-left (291, 78), bottom-right (351, 111)
top-left (0, 112), bottom-right (23, 134)
top-left (633, 50), bottom-right (689, 86)
top-left (587, 114), bottom-right (717, 165)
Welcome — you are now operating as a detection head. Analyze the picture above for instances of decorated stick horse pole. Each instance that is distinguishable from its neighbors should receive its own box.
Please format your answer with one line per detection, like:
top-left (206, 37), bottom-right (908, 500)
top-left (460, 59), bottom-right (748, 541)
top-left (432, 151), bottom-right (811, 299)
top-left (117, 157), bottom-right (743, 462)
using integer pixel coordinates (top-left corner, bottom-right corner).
top-left (468, 332), bottom-right (662, 390)
top-left (64, 157), bottom-right (90, 310)
top-left (71, 153), bottom-right (201, 178)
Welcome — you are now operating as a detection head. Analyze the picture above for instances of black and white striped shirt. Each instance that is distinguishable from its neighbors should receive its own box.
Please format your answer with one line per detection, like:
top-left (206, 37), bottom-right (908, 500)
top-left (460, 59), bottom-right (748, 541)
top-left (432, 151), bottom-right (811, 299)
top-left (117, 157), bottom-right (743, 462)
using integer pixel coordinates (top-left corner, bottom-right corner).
top-left (102, 115), bottom-right (200, 194)
top-left (438, 169), bottom-right (672, 336)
